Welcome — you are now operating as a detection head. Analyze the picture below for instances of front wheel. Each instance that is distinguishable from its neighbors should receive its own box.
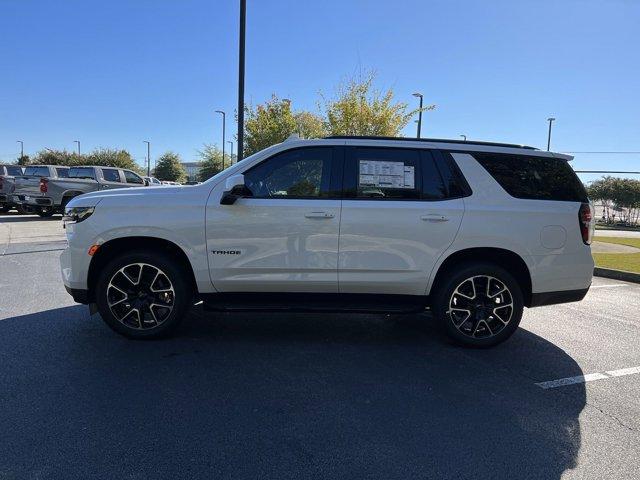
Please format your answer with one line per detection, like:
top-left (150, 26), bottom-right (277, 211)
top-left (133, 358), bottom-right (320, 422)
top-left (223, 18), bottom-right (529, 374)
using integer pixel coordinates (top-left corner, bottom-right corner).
top-left (16, 204), bottom-right (36, 215)
top-left (95, 251), bottom-right (193, 339)
top-left (432, 262), bottom-right (524, 348)
top-left (37, 206), bottom-right (55, 217)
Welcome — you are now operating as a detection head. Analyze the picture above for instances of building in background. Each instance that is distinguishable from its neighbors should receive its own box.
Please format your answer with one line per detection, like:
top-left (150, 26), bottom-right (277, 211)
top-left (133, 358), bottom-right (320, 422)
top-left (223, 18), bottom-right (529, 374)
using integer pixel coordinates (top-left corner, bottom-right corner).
top-left (181, 162), bottom-right (202, 182)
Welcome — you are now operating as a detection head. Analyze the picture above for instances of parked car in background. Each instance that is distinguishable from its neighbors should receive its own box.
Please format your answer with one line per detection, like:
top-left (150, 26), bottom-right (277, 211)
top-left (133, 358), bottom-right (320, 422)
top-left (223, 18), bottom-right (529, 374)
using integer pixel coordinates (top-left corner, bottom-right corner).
top-left (12, 165), bottom-right (70, 216)
top-left (0, 164), bottom-right (24, 213)
top-left (60, 136), bottom-right (594, 347)
top-left (143, 176), bottom-right (162, 186)
top-left (13, 165), bottom-right (147, 217)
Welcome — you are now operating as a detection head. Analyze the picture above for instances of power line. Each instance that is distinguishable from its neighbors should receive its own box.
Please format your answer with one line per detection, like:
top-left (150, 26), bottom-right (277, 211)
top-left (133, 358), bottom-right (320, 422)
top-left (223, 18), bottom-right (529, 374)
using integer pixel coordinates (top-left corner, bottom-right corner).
top-left (566, 151), bottom-right (640, 154)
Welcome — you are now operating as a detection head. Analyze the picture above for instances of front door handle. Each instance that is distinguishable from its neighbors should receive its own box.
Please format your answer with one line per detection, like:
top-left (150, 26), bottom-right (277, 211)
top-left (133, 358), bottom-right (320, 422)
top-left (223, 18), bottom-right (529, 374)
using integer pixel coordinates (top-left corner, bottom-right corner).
top-left (421, 214), bottom-right (449, 222)
top-left (305, 211), bottom-right (335, 219)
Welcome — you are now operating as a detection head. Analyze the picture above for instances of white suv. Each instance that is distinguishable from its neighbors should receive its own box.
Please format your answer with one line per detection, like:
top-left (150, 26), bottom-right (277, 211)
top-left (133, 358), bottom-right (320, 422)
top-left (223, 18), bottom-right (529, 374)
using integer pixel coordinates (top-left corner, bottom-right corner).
top-left (60, 136), bottom-right (594, 347)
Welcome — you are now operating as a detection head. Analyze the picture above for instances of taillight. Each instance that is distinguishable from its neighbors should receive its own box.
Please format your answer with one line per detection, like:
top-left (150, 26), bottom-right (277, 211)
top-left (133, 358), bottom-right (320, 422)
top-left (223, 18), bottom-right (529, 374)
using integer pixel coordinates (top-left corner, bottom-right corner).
top-left (579, 202), bottom-right (594, 245)
top-left (40, 178), bottom-right (48, 193)
top-left (0, 177), bottom-right (3, 189)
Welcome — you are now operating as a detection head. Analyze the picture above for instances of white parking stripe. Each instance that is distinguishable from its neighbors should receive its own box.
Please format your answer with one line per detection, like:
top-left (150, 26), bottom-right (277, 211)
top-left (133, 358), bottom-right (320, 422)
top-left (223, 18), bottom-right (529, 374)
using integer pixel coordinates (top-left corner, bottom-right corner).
top-left (535, 366), bottom-right (640, 389)
top-left (605, 366), bottom-right (640, 377)
top-left (590, 284), bottom-right (630, 289)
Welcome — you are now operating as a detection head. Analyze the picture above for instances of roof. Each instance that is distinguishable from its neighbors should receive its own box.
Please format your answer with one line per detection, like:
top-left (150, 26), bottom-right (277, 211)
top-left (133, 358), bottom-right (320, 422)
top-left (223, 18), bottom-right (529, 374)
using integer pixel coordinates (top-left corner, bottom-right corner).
top-left (324, 136), bottom-right (538, 150)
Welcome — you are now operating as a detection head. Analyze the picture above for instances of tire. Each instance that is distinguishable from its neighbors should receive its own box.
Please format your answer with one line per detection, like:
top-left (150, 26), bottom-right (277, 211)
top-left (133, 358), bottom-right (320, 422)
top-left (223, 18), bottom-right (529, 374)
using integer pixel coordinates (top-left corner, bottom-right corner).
top-left (0, 204), bottom-right (10, 213)
top-left (16, 204), bottom-right (36, 215)
top-left (37, 206), bottom-right (55, 218)
top-left (95, 250), bottom-right (193, 339)
top-left (432, 262), bottom-right (524, 348)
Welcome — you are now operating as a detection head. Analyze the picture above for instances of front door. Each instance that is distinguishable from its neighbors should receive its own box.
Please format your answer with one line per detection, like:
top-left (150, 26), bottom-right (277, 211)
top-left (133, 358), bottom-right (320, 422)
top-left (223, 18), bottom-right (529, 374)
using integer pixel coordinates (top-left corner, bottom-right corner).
top-left (338, 146), bottom-right (465, 295)
top-left (206, 146), bottom-right (342, 292)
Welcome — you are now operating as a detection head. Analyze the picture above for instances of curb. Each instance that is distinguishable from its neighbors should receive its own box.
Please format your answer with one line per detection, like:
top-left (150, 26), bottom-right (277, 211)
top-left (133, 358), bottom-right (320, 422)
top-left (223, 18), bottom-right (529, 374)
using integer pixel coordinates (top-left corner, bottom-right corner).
top-left (594, 267), bottom-right (640, 284)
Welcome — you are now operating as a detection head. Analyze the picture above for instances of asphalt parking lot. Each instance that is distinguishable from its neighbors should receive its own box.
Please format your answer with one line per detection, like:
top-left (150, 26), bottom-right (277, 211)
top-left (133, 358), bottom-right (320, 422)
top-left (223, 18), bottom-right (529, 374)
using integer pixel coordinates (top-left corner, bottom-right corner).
top-left (1, 213), bottom-right (639, 479)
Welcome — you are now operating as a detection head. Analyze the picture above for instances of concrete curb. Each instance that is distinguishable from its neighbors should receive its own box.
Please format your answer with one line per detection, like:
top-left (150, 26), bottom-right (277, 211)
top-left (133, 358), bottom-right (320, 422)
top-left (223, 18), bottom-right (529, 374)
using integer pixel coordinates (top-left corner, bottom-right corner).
top-left (594, 267), bottom-right (640, 284)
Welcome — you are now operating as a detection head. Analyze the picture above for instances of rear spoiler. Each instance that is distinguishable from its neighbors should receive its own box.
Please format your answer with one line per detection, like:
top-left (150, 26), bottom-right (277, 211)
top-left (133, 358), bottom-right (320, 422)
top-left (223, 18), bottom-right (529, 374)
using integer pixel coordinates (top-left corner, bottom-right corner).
top-left (551, 152), bottom-right (574, 162)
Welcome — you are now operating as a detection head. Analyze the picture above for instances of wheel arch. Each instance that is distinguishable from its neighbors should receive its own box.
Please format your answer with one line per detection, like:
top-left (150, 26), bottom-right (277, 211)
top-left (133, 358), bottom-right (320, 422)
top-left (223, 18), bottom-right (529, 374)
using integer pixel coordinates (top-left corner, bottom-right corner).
top-left (429, 247), bottom-right (533, 307)
top-left (87, 236), bottom-right (198, 303)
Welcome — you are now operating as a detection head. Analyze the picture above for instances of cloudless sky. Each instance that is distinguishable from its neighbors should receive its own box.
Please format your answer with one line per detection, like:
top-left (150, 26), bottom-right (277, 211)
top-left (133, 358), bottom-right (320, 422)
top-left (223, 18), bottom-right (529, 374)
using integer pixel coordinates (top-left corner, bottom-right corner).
top-left (1, 0), bottom-right (639, 181)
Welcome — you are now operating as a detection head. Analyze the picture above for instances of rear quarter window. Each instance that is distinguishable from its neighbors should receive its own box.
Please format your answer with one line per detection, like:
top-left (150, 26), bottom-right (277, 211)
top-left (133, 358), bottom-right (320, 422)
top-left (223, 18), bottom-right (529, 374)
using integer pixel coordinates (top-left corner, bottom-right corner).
top-left (472, 153), bottom-right (588, 202)
top-left (6, 166), bottom-right (23, 176)
top-left (24, 166), bottom-right (50, 177)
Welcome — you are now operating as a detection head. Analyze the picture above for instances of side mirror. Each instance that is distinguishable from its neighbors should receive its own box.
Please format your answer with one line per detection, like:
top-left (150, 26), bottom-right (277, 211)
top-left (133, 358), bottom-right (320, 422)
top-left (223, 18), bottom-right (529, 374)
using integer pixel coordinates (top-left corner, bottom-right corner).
top-left (144, 179), bottom-right (150, 186)
top-left (220, 174), bottom-right (251, 205)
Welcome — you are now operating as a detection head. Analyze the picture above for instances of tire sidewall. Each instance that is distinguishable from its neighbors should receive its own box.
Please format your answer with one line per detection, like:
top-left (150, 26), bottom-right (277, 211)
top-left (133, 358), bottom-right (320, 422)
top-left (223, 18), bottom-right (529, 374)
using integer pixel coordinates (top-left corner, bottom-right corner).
top-left (95, 250), bottom-right (192, 339)
top-left (433, 262), bottom-right (524, 348)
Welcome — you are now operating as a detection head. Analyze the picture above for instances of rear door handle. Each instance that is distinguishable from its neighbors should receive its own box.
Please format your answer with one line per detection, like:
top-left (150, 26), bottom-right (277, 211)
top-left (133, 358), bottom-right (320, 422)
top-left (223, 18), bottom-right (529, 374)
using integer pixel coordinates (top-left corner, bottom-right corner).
top-left (305, 211), bottom-right (335, 219)
top-left (421, 214), bottom-right (449, 222)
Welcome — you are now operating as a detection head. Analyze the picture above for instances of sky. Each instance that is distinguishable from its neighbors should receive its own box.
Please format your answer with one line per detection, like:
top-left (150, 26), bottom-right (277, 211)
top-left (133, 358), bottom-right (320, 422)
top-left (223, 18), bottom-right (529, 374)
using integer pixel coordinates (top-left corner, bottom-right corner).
top-left (1, 0), bottom-right (639, 182)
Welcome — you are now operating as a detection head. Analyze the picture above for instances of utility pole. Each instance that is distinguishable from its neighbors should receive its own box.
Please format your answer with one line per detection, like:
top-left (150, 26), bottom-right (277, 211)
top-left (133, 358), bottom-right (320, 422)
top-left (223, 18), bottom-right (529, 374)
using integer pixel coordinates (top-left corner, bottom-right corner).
top-left (237, 0), bottom-right (246, 161)
top-left (17, 140), bottom-right (24, 159)
top-left (73, 140), bottom-right (80, 155)
top-left (547, 117), bottom-right (556, 151)
top-left (143, 141), bottom-right (151, 176)
top-left (216, 110), bottom-right (226, 169)
top-left (228, 141), bottom-right (234, 164)
top-left (412, 92), bottom-right (423, 138)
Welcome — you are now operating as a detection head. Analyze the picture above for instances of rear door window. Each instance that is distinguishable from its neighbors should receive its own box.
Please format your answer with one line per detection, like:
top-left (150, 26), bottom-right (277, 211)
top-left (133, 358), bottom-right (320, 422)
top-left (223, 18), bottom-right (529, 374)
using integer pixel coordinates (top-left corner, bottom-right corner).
top-left (24, 166), bottom-right (50, 177)
top-left (69, 167), bottom-right (96, 180)
top-left (123, 170), bottom-right (144, 184)
top-left (473, 153), bottom-right (587, 202)
top-left (101, 168), bottom-right (122, 182)
top-left (6, 166), bottom-right (23, 176)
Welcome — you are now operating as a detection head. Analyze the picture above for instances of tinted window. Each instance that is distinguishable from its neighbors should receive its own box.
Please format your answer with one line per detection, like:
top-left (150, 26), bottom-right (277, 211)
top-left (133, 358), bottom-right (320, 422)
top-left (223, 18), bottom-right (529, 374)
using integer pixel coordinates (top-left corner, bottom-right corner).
top-left (24, 166), bottom-right (50, 177)
top-left (421, 152), bottom-right (447, 200)
top-left (124, 170), bottom-right (144, 184)
top-left (6, 166), bottom-right (23, 176)
top-left (69, 167), bottom-right (96, 179)
top-left (473, 153), bottom-right (588, 202)
top-left (102, 168), bottom-right (121, 182)
top-left (346, 147), bottom-right (420, 200)
top-left (244, 148), bottom-right (332, 198)
top-left (56, 168), bottom-right (69, 178)
top-left (437, 152), bottom-right (472, 198)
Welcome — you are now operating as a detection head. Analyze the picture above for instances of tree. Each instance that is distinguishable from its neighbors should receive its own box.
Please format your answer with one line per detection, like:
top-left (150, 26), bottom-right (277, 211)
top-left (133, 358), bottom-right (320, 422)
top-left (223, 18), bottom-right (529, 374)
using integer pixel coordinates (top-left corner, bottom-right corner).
top-left (86, 148), bottom-right (141, 172)
top-left (243, 95), bottom-right (298, 156)
top-left (31, 149), bottom-right (78, 166)
top-left (154, 152), bottom-right (186, 183)
top-left (294, 111), bottom-right (328, 139)
top-left (16, 154), bottom-right (30, 165)
top-left (197, 144), bottom-right (225, 181)
top-left (321, 71), bottom-right (434, 136)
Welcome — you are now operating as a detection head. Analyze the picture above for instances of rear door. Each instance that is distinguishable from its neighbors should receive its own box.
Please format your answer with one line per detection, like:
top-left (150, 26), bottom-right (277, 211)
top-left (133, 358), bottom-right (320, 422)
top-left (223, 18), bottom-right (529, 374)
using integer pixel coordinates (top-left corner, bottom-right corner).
top-left (123, 170), bottom-right (146, 187)
top-left (338, 147), bottom-right (465, 295)
top-left (100, 168), bottom-right (125, 189)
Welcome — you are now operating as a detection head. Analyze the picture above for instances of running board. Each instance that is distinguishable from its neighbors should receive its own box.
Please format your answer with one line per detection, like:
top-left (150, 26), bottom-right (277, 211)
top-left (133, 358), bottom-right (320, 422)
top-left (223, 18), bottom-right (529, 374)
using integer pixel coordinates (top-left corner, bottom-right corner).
top-left (200, 292), bottom-right (429, 314)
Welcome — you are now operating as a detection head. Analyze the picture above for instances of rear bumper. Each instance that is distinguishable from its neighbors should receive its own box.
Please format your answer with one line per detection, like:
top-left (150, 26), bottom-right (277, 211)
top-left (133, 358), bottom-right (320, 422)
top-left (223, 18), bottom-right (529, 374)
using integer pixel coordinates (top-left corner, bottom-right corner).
top-left (10, 194), bottom-right (54, 206)
top-left (529, 287), bottom-right (589, 307)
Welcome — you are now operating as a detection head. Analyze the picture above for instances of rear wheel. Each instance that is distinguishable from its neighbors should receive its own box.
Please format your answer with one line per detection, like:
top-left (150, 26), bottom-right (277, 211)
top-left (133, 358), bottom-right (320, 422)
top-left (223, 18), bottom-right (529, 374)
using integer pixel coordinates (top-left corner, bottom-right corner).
top-left (432, 262), bottom-right (524, 347)
top-left (95, 250), bottom-right (193, 339)
top-left (0, 204), bottom-right (10, 213)
top-left (16, 204), bottom-right (35, 215)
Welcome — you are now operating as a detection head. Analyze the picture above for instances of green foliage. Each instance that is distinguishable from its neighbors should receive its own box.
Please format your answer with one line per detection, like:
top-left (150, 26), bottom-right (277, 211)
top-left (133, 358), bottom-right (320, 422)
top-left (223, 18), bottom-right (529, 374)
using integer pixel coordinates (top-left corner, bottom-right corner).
top-left (16, 154), bottom-right (30, 165)
top-left (294, 111), bottom-right (328, 139)
top-left (588, 176), bottom-right (640, 225)
top-left (197, 144), bottom-right (225, 182)
top-left (29, 148), bottom-right (141, 173)
top-left (154, 151), bottom-right (187, 183)
top-left (244, 95), bottom-right (299, 156)
top-left (321, 71), bottom-right (434, 136)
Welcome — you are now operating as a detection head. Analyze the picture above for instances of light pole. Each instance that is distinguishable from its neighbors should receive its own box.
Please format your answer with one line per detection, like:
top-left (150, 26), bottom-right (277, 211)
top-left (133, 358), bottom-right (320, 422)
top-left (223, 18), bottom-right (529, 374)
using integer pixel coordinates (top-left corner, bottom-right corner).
top-left (73, 140), bottom-right (80, 155)
top-left (460, 135), bottom-right (467, 141)
top-left (228, 141), bottom-right (234, 164)
top-left (412, 92), bottom-right (423, 138)
top-left (17, 140), bottom-right (24, 159)
top-left (547, 117), bottom-right (556, 151)
top-left (237, 0), bottom-right (246, 161)
top-left (143, 141), bottom-right (151, 176)
top-left (216, 110), bottom-right (226, 169)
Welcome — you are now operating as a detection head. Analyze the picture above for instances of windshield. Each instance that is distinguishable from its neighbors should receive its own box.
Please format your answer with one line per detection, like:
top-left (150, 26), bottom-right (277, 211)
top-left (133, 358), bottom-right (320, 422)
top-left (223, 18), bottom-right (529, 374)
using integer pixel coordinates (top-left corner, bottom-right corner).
top-left (68, 167), bottom-right (96, 179)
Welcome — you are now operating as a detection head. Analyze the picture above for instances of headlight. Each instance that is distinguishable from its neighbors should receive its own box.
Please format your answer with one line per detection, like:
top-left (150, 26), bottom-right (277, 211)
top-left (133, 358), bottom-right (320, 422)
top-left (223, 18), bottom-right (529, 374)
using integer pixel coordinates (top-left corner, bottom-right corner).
top-left (63, 206), bottom-right (95, 224)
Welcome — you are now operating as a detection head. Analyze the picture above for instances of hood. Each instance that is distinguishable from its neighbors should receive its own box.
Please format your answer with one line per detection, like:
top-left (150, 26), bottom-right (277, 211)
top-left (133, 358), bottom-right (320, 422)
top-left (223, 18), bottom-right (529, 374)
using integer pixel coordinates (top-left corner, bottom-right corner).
top-left (66, 185), bottom-right (189, 208)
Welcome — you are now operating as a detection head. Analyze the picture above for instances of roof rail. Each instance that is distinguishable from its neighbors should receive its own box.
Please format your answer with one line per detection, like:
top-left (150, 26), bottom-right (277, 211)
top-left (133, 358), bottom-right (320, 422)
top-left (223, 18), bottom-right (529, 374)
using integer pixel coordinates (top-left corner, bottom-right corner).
top-left (324, 136), bottom-right (538, 150)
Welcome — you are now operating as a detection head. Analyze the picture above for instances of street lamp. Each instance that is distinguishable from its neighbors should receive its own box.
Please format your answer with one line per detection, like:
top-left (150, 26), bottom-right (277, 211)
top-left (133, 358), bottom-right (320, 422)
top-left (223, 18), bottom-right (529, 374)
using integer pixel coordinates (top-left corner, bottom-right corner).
top-left (73, 140), bottom-right (80, 155)
top-left (546, 117), bottom-right (556, 151)
top-left (412, 92), bottom-right (423, 138)
top-left (237, 0), bottom-right (246, 161)
top-left (227, 141), bottom-right (234, 164)
top-left (215, 110), bottom-right (226, 169)
top-left (143, 141), bottom-right (151, 176)
top-left (460, 135), bottom-right (467, 141)
top-left (17, 140), bottom-right (24, 158)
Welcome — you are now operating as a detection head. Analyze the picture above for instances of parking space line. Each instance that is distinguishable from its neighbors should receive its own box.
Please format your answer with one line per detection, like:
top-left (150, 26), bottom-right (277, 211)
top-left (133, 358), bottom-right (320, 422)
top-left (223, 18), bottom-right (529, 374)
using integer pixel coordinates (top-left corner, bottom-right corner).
top-left (591, 284), bottom-right (630, 289)
top-left (535, 366), bottom-right (640, 389)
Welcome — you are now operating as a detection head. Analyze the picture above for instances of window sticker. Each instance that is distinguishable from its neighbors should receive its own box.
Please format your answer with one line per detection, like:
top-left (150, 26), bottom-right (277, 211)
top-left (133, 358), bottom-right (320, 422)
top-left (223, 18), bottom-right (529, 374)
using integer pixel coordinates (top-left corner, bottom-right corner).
top-left (359, 160), bottom-right (415, 189)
